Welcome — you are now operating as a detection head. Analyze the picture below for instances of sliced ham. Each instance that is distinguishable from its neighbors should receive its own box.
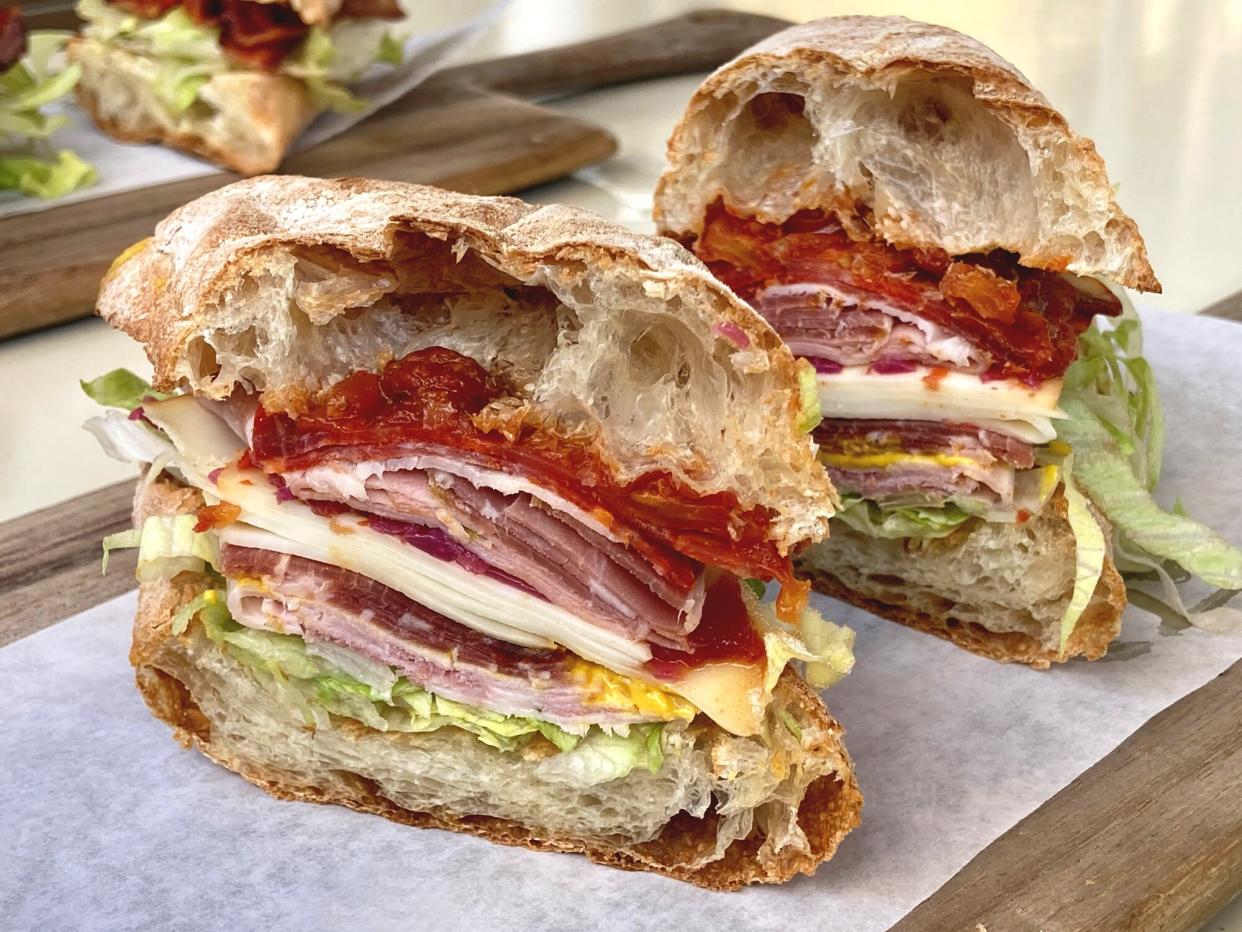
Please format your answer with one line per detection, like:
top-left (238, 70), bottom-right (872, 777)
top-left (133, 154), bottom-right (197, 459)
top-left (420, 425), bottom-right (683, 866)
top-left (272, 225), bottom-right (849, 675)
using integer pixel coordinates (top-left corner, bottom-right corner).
top-left (281, 460), bottom-right (705, 651)
top-left (219, 544), bottom-right (663, 730)
top-left (814, 419), bottom-right (1035, 469)
top-left (434, 473), bottom-right (703, 650)
top-left (754, 281), bottom-right (991, 373)
top-left (825, 463), bottom-right (1012, 507)
top-left (815, 415), bottom-right (1023, 508)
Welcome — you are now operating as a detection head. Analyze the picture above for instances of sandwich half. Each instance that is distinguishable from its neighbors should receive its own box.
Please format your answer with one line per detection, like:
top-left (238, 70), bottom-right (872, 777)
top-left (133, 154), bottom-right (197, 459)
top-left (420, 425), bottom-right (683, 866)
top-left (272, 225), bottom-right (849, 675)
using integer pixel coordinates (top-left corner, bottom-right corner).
top-left (84, 175), bottom-right (861, 888)
top-left (654, 16), bottom-right (1166, 667)
top-left (68, 0), bottom-right (408, 174)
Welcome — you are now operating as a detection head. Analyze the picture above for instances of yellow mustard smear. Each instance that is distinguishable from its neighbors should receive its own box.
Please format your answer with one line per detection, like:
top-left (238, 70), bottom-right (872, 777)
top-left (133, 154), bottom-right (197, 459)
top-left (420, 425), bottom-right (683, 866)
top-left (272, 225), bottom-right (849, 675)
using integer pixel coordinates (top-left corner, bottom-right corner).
top-left (820, 451), bottom-right (977, 470)
top-left (568, 660), bottom-right (697, 721)
top-left (1047, 439), bottom-right (1072, 457)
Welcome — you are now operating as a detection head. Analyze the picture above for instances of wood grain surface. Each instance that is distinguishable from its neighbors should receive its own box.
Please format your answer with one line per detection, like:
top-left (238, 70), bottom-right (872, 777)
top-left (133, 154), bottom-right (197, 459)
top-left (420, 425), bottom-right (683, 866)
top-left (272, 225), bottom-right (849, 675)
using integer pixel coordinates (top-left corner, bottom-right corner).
top-left (0, 9), bottom-right (788, 341)
top-left (0, 479), bottom-right (136, 648)
top-left (1203, 288), bottom-right (1242, 323)
top-left (894, 660), bottom-right (1242, 932)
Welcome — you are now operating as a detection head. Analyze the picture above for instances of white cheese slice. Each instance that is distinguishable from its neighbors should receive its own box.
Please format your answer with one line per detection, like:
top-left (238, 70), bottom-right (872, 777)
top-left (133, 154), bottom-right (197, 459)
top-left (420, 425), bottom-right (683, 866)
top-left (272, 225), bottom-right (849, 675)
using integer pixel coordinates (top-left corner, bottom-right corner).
top-left (817, 367), bottom-right (1065, 444)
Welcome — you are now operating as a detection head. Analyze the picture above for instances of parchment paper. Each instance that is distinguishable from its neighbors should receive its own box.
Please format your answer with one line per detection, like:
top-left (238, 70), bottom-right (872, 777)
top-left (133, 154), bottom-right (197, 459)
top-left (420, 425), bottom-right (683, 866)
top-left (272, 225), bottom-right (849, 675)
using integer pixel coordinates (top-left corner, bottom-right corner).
top-left (3, 309), bottom-right (1241, 931)
top-left (0, 0), bottom-right (507, 220)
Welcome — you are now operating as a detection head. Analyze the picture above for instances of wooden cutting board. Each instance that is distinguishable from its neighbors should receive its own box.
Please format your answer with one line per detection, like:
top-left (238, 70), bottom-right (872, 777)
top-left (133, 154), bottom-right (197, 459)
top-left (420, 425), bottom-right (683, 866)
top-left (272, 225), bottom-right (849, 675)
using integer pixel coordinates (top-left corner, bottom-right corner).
top-left (0, 8), bottom-right (789, 340)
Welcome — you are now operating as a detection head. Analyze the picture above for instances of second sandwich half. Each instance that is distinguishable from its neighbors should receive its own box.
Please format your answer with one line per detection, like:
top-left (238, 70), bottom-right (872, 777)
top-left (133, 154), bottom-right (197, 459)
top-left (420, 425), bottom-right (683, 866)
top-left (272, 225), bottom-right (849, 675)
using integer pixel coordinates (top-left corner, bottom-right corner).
top-left (85, 176), bottom-right (860, 888)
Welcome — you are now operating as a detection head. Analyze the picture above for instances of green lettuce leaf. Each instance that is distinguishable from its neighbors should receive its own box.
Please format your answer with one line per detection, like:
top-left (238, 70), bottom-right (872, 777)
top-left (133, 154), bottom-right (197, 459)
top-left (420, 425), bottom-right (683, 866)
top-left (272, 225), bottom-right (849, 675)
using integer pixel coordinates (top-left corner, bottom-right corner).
top-left (742, 583), bottom-right (855, 691)
top-left (170, 587), bottom-right (230, 636)
top-left (1, 33), bottom-right (80, 140)
top-left (1, 32), bottom-right (95, 199)
top-left (100, 528), bottom-right (142, 574)
top-left (1060, 396), bottom-right (1242, 591)
top-left (377, 31), bottom-right (404, 66)
top-left (81, 368), bottom-right (165, 411)
top-left (100, 514), bottom-right (220, 581)
top-left (0, 150), bottom-right (95, 198)
top-left (833, 497), bottom-right (975, 540)
top-left (742, 578), bottom-right (766, 599)
top-left (141, 7), bottom-right (222, 61)
top-left (547, 726), bottom-right (665, 784)
top-left (1059, 295), bottom-right (1242, 619)
top-left (760, 603), bottom-right (856, 691)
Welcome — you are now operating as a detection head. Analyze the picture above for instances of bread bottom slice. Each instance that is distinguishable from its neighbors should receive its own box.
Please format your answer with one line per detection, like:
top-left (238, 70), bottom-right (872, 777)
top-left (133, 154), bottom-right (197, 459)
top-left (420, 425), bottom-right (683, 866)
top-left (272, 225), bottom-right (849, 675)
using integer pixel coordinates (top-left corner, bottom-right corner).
top-left (798, 490), bottom-right (1126, 668)
top-left (128, 478), bottom-right (861, 889)
top-left (67, 37), bottom-right (316, 175)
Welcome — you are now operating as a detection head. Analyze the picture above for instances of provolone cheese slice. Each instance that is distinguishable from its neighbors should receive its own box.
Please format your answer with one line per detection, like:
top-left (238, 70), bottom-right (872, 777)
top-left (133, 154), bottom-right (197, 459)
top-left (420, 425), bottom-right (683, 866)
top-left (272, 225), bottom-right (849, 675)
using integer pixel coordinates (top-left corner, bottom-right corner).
top-left (817, 367), bottom-right (1065, 443)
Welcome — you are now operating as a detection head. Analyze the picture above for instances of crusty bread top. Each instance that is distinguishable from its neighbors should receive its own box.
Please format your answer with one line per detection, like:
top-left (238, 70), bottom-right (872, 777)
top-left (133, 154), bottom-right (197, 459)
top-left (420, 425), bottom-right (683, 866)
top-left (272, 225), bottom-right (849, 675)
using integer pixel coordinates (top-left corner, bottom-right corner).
top-left (99, 176), bottom-right (838, 552)
top-left (654, 15), bottom-right (1159, 292)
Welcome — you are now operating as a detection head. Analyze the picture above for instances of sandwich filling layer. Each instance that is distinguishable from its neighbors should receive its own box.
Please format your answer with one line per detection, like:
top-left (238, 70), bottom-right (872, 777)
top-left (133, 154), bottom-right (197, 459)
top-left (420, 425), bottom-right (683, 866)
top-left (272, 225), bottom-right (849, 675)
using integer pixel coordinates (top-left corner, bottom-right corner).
top-left (90, 348), bottom-right (854, 745)
top-left (694, 199), bottom-right (1120, 532)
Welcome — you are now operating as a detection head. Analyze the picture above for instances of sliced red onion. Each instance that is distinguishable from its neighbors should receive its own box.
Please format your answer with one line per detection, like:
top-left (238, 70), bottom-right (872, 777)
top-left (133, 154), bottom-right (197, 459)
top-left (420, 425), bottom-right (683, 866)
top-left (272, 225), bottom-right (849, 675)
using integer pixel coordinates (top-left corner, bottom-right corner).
top-left (869, 358), bottom-right (919, 374)
top-left (711, 321), bottom-right (751, 348)
top-left (807, 357), bottom-right (843, 374)
top-left (365, 515), bottom-right (546, 599)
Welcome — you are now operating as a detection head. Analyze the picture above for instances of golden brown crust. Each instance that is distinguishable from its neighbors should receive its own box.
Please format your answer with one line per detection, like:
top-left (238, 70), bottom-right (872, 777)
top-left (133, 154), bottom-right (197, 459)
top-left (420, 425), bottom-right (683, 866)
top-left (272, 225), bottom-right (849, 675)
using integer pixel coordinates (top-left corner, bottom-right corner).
top-left (127, 476), bottom-right (861, 889)
top-left (98, 176), bottom-right (798, 402)
top-left (68, 38), bottom-right (315, 176)
top-left (654, 15), bottom-right (1159, 292)
top-left (804, 551), bottom-right (1125, 669)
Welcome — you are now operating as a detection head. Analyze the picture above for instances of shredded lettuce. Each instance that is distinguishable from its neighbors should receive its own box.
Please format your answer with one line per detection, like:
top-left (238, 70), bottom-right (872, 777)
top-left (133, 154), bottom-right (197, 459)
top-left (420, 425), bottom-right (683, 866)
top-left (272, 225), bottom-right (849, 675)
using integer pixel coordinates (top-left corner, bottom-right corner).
top-left (76, 0), bottom-right (399, 115)
top-left (0, 150), bottom-right (95, 198)
top-left (193, 604), bottom-right (666, 770)
top-left (794, 359), bottom-right (822, 433)
top-left (545, 726), bottom-right (665, 785)
top-left (100, 528), bottom-right (141, 574)
top-left (1, 33), bottom-right (79, 139)
top-left (1059, 294), bottom-right (1242, 628)
top-left (778, 708), bottom-right (802, 740)
top-left (136, 514), bottom-right (220, 581)
top-left (742, 578), bottom-right (766, 599)
top-left (81, 368), bottom-right (166, 411)
top-left (746, 586), bottom-right (855, 691)
top-left (833, 497), bottom-right (975, 540)
top-left (1, 32), bottom-right (96, 198)
top-left (101, 514), bottom-right (220, 581)
top-left (170, 587), bottom-right (229, 636)
top-left (1061, 396), bottom-right (1242, 590)
top-left (376, 31), bottom-right (404, 66)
